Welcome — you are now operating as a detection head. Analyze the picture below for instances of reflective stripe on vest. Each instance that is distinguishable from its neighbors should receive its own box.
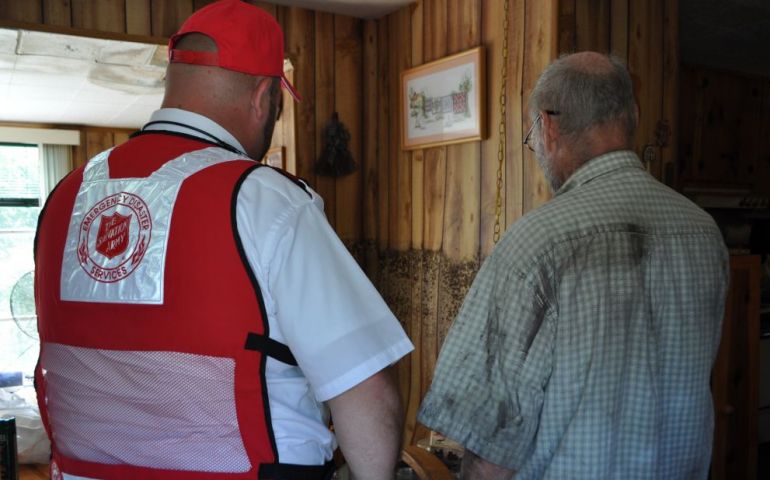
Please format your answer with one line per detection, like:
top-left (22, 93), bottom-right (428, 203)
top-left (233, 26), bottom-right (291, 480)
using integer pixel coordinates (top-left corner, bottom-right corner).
top-left (60, 146), bottom-right (249, 304)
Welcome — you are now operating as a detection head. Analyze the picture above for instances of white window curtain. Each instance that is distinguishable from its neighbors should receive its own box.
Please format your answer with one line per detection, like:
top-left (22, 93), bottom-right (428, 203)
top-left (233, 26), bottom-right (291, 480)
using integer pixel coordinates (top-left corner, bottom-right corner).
top-left (40, 144), bottom-right (72, 197)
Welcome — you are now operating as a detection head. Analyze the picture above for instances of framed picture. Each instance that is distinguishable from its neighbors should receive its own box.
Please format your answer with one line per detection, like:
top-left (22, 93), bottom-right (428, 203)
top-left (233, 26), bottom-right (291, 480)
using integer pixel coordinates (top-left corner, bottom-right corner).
top-left (263, 146), bottom-right (285, 169)
top-left (401, 46), bottom-right (485, 150)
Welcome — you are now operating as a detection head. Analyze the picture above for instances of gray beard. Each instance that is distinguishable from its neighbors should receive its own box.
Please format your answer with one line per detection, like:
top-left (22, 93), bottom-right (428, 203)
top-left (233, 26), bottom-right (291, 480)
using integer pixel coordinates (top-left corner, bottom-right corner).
top-left (534, 146), bottom-right (561, 192)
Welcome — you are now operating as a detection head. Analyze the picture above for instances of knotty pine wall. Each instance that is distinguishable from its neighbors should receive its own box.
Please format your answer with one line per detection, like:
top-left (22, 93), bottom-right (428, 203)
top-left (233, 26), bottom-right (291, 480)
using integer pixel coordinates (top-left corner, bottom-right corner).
top-left (0, 0), bottom-right (216, 38)
top-left (369, 0), bottom-right (559, 445)
top-left (559, 0), bottom-right (680, 186)
top-left (679, 65), bottom-right (770, 194)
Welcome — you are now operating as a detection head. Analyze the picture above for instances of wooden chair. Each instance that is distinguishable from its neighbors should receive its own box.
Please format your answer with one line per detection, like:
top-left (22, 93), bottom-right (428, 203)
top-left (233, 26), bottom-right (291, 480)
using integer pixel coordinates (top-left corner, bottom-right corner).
top-left (334, 445), bottom-right (455, 479)
top-left (400, 444), bottom-right (455, 479)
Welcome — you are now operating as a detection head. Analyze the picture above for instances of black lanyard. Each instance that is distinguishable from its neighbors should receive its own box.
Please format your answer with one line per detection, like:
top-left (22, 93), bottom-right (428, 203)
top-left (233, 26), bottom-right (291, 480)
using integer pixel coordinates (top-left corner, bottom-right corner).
top-left (136, 120), bottom-right (250, 158)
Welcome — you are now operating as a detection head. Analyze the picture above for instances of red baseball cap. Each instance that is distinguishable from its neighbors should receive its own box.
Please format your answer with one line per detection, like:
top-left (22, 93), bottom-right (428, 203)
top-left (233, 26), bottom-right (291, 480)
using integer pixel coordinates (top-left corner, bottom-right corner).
top-left (168, 0), bottom-right (300, 102)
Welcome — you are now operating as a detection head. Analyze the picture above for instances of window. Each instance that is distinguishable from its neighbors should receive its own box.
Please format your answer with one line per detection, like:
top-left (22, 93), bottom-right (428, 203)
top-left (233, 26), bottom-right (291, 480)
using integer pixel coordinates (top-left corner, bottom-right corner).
top-left (0, 143), bottom-right (42, 386)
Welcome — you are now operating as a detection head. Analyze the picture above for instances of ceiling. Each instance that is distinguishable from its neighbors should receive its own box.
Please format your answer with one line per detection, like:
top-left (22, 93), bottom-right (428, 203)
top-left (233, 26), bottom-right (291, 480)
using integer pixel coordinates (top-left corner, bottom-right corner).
top-left (0, 28), bottom-right (166, 129)
top-left (0, 0), bottom-right (768, 129)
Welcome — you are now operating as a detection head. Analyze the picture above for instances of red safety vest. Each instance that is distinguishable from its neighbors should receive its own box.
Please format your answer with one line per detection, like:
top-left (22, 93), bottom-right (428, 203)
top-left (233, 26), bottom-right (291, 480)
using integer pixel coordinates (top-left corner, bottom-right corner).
top-left (34, 133), bottom-right (330, 480)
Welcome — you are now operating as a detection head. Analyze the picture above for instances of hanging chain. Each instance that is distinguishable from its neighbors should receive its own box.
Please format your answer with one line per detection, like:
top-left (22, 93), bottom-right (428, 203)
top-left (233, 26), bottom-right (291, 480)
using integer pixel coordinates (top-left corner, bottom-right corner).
top-left (493, 0), bottom-right (510, 244)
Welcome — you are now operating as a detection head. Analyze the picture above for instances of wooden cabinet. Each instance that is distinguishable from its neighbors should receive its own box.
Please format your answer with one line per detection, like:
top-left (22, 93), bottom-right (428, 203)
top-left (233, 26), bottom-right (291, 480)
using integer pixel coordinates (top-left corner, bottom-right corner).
top-left (711, 254), bottom-right (760, 480)
top-left (678, 66), bottom-right (770, 195)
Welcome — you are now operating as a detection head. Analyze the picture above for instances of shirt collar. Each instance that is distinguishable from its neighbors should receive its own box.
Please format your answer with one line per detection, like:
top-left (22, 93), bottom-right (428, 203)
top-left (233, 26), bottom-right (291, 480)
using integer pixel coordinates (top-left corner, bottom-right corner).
top-left (556, 150), bottom-right (644, 196)
top-left (143, 108), bottom-right (248, 156)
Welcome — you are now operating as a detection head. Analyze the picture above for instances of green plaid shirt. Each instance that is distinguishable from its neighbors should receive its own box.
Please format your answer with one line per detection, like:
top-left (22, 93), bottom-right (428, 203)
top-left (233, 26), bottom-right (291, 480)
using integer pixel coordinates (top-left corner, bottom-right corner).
top-left (418, 150), bottom-right (729, 479)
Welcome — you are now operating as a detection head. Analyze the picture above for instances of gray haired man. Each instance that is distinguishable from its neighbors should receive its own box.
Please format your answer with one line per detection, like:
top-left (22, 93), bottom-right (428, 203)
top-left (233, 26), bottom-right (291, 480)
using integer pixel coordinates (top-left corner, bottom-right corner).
top-left (418, 51), bottom-right (729, 479)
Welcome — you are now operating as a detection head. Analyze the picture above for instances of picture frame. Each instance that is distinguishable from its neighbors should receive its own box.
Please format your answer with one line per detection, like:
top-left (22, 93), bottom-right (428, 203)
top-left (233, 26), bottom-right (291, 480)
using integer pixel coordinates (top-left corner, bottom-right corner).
top-left (263, 146), bottom-right (285, 170)
top-left (401, 46), bottom-right (485, 150)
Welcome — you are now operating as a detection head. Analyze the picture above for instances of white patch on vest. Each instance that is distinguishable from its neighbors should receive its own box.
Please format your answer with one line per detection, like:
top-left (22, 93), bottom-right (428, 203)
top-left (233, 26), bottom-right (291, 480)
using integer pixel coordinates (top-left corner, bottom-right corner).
top-left (60, 147), bottom-right (251, 304)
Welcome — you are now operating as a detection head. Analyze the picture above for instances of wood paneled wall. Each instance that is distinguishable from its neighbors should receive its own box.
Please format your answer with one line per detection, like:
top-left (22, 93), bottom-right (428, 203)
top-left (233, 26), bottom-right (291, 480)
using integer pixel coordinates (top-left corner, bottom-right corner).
top-left (73, 127), bottom-right (134, 168)
top-left (679, 65), bottom-right (770, 194)
top-left (0, 0), bottom-right (281, 38)
top-left (371, 0), bottom-right (681, 445)
top-left (366, 0), bottom-right (559, 445)
top-left (281, 8), bottom-right (364, 243)
top-left (559, 0), bottom-right (679, 186)
top-left (0, 0), bottom-right (191, 39)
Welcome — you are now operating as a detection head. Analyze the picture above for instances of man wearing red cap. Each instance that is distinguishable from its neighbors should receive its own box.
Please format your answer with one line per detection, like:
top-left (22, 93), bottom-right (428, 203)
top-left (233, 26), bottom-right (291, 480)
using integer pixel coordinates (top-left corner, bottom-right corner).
top-left (33, 2), bottom-right (413, 480)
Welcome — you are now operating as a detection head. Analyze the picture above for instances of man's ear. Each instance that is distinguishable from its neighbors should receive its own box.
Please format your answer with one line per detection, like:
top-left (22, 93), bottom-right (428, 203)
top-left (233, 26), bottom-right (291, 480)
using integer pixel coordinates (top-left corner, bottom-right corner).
top-left (540, 110), bottom-right (558, 152)
top-left (250, 77), bottom-right (274, 121)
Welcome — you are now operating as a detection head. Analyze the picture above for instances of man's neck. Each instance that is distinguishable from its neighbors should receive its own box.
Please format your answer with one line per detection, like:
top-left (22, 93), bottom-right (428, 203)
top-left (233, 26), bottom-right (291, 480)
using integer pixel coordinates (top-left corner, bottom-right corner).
top-left (565, 126), bottom-right (630, 175)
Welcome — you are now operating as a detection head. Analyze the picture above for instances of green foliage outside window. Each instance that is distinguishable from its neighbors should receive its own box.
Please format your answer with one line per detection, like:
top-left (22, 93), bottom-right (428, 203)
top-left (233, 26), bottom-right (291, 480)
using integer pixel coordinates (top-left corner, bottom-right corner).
top-left (0, 144), bottom-right (41, 384)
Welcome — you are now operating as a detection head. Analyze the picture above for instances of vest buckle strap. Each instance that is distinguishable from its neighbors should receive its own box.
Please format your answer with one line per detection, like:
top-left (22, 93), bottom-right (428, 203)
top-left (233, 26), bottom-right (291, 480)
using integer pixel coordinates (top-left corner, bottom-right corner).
top-left (258, 459), bottom-right (336, 480)
top-left (244, 332), bottom-right (298, 366)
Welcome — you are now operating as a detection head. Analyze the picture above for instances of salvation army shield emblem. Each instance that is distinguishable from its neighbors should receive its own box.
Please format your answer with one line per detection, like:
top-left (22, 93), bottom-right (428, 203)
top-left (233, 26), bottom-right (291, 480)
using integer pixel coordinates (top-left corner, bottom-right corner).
top-left (78, 192), bottom-right (152, 283)
top-left (95, 212), bottom-right (131, 259)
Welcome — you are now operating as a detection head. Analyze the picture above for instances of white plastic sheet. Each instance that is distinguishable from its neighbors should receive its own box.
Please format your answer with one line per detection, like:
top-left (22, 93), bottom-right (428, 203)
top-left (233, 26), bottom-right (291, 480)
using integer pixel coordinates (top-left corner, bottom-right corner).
top-left (0, 386), bottom-right (50, 464)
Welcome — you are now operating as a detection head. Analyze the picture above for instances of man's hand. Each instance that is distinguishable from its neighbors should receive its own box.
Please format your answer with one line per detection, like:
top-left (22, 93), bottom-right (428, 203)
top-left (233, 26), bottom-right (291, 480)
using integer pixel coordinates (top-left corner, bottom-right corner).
top-left (327, 367), bottom-right (403, 480)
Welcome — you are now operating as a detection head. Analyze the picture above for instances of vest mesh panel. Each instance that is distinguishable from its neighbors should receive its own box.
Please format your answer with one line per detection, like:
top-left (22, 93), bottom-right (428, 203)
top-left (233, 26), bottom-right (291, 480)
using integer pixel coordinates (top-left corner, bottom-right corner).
top-left (42, 343), bottom-right (251, 473)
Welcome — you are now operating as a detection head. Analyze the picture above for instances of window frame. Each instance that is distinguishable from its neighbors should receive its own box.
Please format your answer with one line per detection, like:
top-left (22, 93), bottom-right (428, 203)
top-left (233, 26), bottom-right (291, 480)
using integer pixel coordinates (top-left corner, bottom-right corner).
top-left (0, 141), bottom-right (42, 207)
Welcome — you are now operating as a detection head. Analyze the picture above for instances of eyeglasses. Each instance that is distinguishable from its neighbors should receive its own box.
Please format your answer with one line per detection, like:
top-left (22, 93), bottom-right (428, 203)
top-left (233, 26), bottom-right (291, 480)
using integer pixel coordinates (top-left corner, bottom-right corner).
top-left (523, 110), bottom-right (560, 152)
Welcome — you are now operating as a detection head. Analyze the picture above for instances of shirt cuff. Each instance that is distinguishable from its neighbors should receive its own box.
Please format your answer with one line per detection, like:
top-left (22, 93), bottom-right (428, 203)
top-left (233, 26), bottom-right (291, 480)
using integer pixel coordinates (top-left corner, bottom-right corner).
top-left (314, 337), bottom-right (414, 402)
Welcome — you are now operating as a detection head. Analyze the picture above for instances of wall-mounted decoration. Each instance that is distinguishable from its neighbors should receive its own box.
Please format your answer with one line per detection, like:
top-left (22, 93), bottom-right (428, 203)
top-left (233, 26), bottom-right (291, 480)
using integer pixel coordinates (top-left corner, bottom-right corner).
top-left (315, 112), bottom-right (356, 177)
top-left (263, 146), bottom-right (285, 170)
top-left (401, 46), bottom-right (485, 150)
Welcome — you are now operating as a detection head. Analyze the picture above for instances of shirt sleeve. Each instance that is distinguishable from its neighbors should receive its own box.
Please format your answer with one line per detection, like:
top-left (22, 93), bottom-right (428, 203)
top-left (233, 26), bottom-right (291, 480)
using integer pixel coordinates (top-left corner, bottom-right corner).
top-left (236, 169), bottom-right (413, 402)
top-left (417, 251), bottom-right (555, 470)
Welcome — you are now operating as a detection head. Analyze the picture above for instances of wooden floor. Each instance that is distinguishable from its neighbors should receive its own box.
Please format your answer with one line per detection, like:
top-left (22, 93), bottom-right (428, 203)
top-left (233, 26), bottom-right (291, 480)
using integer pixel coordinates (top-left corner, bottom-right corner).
top-left (19, 464), bottom-right (49, 480)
